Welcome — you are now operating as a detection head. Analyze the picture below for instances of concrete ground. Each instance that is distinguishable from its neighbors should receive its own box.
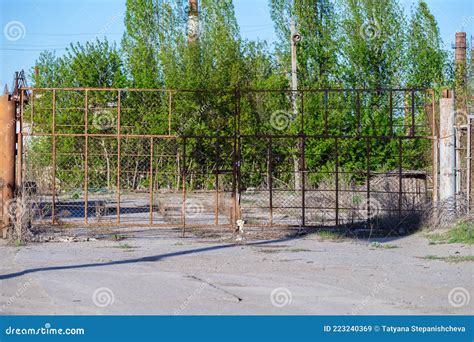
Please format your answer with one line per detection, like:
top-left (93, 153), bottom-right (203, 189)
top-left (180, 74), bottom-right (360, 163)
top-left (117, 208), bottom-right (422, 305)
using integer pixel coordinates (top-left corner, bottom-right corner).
top-left (0, 228), bottom-right (472, 315)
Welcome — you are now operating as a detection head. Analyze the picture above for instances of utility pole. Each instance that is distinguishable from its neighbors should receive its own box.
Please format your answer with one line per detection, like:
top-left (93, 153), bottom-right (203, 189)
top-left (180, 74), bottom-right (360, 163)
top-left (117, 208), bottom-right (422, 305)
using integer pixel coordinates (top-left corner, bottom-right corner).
top-left (290, 18), bottom-right (300, 115)
top-left (290, 18), bottom-right (302, 191)
top-left (188, 0), bottom-right (199, 44)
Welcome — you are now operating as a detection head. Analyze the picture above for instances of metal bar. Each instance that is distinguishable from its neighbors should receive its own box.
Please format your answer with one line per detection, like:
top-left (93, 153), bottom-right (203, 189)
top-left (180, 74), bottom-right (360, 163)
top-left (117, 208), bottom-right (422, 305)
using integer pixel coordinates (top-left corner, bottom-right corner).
top-left (301, 135), bottom-right (306, 226)
top-left (23, 87), bottom-right (431, 93)
top-left (150, 137), bottom-right (154, 224)
top-left (19, 90), bottom-right (24, 187)
top-left (232, 90), bottom-right (241, 227)
top-left (168, 91), bottom-right (172, 135)
top-left (0, 94), bottom-right (16, 237)
top-left (356, 90), bottom-right (361, 134)
top-left (268, 137), bottom-right (273, 226)
top-left (467, 120), bottom-right (471, 213)
top-left (324, 90), bottom-right (329, 135)
top-left (335, 137), bottom-right (339, 226)
top-left (84, 90), bottom-right (89, 224)
top-left (300, 91), bottom-right (304, 133)
top-left (398, 137), bottom-right (403, 221)
top-left (52, 90), bottom-right (56, 224)
top-left (117, 90), bottom-right (121, 224)
top-left (389, 90), bottom-right (393, 136)
top-left (22, 132), bottom-right (437, 140)
top-left (215, 137), bottom-right (219, 226)
top-left (431, 89), bottom-right (438, 204)
top-left (366, 137), bottom-right (370, 226)
top-left (182, 137), bottom-right (187, 236)
top-left (411, 90), bottom-right (416, 136)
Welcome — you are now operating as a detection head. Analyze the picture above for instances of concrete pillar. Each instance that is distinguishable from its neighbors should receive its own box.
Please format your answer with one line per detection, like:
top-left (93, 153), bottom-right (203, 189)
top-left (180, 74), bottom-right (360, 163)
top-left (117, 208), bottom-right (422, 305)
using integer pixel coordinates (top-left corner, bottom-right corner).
top-left (439, 92), bottom-right (456, 201)
top-left (0, 95), bottom-right (16, 238)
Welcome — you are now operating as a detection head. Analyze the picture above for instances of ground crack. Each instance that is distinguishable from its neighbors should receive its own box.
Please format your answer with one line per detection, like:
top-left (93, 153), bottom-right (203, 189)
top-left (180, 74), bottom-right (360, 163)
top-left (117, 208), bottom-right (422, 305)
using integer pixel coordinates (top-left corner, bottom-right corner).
top-left (186, 275), bottom-right (243, 302)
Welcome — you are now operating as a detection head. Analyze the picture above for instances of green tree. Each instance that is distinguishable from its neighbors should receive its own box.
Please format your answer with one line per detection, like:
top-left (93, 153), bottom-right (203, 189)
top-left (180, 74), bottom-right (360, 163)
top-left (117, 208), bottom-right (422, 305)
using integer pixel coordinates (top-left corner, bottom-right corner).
top-left (406, 0), bottom-right (447, 89)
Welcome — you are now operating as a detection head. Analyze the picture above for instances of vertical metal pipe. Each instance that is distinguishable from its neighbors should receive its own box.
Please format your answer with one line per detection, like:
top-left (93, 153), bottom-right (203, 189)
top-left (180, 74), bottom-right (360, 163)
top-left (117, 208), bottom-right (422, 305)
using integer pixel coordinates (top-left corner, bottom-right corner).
top-left (51, 90), bottom-right (56, 224)
top-left (411, 90), bottom-right (415, 136)
top-left (84, 90), bottom-right (89, 224)
top-left (268, 137), bottom-right (273, 226)
top-left (366, 137), bottom-right (371, 226)
top-left (356, 90), bottom-right (361, 134)
top-left (431, 90), bottom-right (438, 204)
top-left (324, 90), bottom-right (329, 135)
top-left (301, 135), bottom-right (306, 227)
top-left (335, 137), bottom-right (339, 226)
top-left (18, 90), bottom-right (24, 189)
top-left (398, 137), bottom-right (403, 221)
top-left (467, 120), bottom-right (471, 213)
top-left (168, 91), bottom-right (172, 136)
top-left (300, 91), bottom-right (304, 133)
top-left (389, 90), bottom-right (393, 136)
top-left (117, 90), bottom-right (121, 224)
top-left (182, 137), bottom-right (187, 236)
top-left (214, 137), bottom-right (219, 226)
top-left (0, 95), bottom-right (16, 238)
top-left (150, 137), bottom-right (154, 224)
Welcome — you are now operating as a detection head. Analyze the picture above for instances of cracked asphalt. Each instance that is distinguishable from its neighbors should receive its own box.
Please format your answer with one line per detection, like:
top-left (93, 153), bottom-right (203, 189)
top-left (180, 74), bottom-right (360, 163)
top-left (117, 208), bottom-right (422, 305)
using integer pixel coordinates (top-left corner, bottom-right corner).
top-left (0, 228), bottom-right (472, 315)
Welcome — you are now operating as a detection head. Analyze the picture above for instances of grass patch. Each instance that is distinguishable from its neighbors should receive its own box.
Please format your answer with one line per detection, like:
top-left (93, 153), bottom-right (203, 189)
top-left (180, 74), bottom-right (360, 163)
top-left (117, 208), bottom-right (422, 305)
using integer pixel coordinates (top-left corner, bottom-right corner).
top-left (255, 247), bottom-right (311, 254)
top-left (420, 255), bottom-right (474, 263)
top-left (428, 222), bottom-right (474, 245)
top-left (288, 248), bottom-right (311, 253)
top-left (115, 243), bottom-right (136, 250)
top-left (369, 242), bottom-right (398, 249)
top-left (15, 239), bottom-right (26, 247)
top-left (112, 234), bottom-right (127, 241)
top-left (315, 230), bottom-right (346, 241)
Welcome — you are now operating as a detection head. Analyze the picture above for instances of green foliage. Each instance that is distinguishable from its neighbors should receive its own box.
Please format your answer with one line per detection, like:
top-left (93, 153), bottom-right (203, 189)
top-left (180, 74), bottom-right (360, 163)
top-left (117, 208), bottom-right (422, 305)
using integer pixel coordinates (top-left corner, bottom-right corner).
top-left (29, 0), bottom-right (451, 192)
top-left (429, 222), bottom-right (474, 245)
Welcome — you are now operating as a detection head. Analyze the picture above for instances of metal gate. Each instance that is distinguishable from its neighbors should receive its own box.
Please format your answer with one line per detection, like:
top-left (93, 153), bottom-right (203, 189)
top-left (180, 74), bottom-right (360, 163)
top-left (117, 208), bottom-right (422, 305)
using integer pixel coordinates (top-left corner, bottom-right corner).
top-left (15, 87), bottom-right (436, 233)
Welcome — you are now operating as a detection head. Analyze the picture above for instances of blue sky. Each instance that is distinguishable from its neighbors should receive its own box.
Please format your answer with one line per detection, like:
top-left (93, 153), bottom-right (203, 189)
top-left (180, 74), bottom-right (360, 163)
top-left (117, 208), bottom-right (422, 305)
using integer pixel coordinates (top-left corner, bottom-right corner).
top-left (0, 0), bottom-right (472, 88)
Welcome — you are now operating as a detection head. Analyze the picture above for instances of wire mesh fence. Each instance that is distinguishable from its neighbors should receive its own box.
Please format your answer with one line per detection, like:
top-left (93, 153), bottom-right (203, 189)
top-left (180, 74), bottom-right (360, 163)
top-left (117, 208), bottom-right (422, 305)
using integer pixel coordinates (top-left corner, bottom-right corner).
top-left (16, 87), bottom-right (436, 233)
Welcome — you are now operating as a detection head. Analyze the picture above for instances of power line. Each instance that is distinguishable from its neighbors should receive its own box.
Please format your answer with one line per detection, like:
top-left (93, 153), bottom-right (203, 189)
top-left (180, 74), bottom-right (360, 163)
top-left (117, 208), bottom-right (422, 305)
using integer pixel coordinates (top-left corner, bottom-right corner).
top-left (26, 32), bottom-right (123, 36)
top-left (0, 47), bottom-right (68, 51)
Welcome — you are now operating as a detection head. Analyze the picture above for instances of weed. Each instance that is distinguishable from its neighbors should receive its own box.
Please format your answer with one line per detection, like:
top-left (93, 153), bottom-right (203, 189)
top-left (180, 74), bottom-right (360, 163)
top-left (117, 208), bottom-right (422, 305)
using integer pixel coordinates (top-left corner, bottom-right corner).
top-left (369, 242), bottom-right (398, 249)
top-left (428, 222), bottom-right (474, 245)
top-left (420, 255), bottom-right (474, 263)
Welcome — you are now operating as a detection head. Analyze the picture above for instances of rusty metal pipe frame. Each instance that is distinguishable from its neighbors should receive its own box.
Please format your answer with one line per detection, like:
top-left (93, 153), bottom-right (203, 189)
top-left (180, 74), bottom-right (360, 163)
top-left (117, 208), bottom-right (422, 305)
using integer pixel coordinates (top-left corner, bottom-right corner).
top-left (20, 87), bottom-right (437, 231)
top-left (0, 95), bottom-right (16, 238)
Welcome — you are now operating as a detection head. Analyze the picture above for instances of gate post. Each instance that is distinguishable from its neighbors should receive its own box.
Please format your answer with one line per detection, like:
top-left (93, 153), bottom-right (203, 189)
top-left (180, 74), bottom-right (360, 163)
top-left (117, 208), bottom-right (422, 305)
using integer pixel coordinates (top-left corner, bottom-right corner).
top-left (439, 90), bottom-right (456, 201)
top-left (0, 94), bottom-right (17, 238)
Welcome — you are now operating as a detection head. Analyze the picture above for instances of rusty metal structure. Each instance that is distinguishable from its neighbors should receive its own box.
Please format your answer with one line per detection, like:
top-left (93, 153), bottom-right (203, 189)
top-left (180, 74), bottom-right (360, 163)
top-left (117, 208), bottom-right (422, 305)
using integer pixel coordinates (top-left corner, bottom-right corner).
top-left (0, 94), bottom-right (16, 238)
top-left (2, 86), bottom-right (437, 236)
